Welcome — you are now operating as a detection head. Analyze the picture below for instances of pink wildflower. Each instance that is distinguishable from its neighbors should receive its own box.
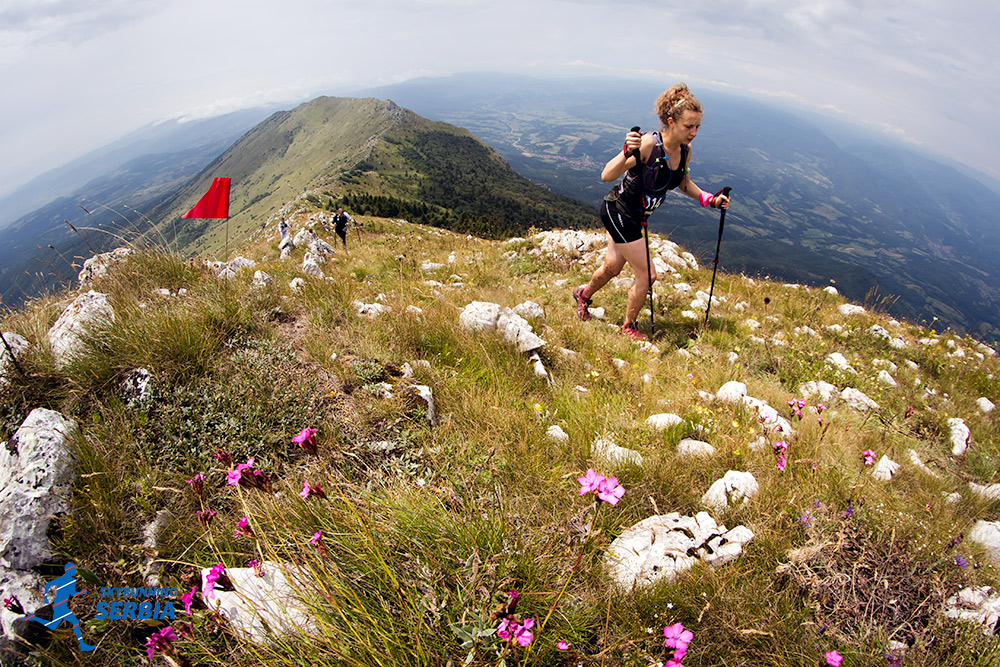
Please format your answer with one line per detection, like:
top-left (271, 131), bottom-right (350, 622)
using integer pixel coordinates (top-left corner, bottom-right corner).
top-left (196, 509), bottom-right (217, 528)
top-left (181, 587), bottom-right (198, 615)
top-left (203, 563), bottom-right (231, 597)
top-left (145, 626), bottom-right (177, 660)
top-left (776, 453), bottom-right (787, 471)
top-left (577, 468), bottom-right (605, 496)
top-left (212, 449), bottom-right (232, 466)
top-left (234, 516), bottom-right (254, 539)
top-left (863, 449), bottom-right (876, 466)
top-left (557, 640), bottom-right (572, 650)
top-left (513, 617), bottom-right (535, 647)
top-left (597, 476), bottom-right (626, 505)
top-left (248, 559), bottom-right (265, 577)
top-left (293, 427), bottom-right (319, 455)
top-left (309, 530), bottom-right (323, 545)
top-left (825, 649), bottom-right (843, 667)
top-left (186, 473), bottom-right (205, 495)
top-left (299, 480), bottom-right (327, 500)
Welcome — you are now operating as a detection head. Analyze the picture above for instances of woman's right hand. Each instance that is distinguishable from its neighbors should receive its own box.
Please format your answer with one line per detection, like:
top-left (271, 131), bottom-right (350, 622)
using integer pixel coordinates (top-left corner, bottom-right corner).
top-left (623, 130), bottom-right (642, 157)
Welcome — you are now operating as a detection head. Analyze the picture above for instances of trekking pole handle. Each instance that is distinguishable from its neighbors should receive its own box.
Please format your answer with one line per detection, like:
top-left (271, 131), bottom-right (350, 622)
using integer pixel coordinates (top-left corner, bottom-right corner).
top-left (713, 186), bottom-right (733, 210)
top-left (628, 126), bottom-right (642, 168)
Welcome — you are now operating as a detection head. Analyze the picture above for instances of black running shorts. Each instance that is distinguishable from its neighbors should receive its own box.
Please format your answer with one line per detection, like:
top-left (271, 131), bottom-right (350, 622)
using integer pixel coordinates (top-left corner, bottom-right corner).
top-left (600, 200), bottom-right (644, 244)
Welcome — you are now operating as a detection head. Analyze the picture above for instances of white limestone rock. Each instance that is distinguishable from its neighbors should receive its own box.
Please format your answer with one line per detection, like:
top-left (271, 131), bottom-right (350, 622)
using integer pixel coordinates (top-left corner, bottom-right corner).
top-left (546, 425), bottom-right (569, 443)
top-left (289, 277), bottom-right (306, 292)
top-left (871, 455), bottom-right (901, 482)
top-left (949, 418), bottom-right (971, 455)
top-left (701, 470), bottom-right (759, 512)
top-left (943, 587), bottom-right (1000, 636)
top-left (969, 521), bottom-right (1000, 567)
top-left (308, 238), bottom-right (336, 258)
top-left (292, 228), bottom-right (317, 248)
top-left (202, 562), bottom-right (317, 643)
top-left (906, 449), bottom-right (939, 478)
top-left (838, 304), bottom-right (867, 316)
top-left (799, 380), bottom-right (840, 403)
top-left (877, 370), bottom-right (898, 387)
top-left (592, 438), bottom-right (643, 468)
top-left (0, 332), bottom-right (29, 385)
top-left (496, 308), bottom-right (546, 353)
top-left (122, 368), bottom-right (154, 408)
top-left (459, 301), bottom-right (501, 333)
top-left (605, 512), bottom-right (753, 588)
top-left (715, 381), bottom-right (747, 404)
top-left (47, 290), bottom-right (115, 369)
top-left (969, 482), bottom-right (1000, 501)
top-left (677, 439), bottom-right (716, 458)
top-left (403, 384), bottom-right (436, 427)
top-left (0, 409), bottom-right (80, 570)
top-left (513, 301), bottom-right (545, 320)
top-left (301, 256), bottom-right (324, 279)
top-left (78, 247), bottom-right (135, 286)
top-left (826, 352), bottom-right (857, 374)
top-left (645, 413), bottom-right (683, 431)
top-left (353, 301), bottom-right (391, 320)
top-left (977, 397), bottom-right (996, 414)
top-left (252, 270), bottom-right (275, 289)
top-left (840, 387), bottom-right (880, 412)
top-left (742, 395), bottom-right (794, 434)
top-left (217, 256), bottom-right (257, 279)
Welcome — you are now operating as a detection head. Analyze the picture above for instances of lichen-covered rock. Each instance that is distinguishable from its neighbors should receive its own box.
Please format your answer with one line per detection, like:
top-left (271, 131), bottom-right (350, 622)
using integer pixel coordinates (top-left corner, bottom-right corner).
top-left (646, 413), bottom-right (683, 430)
top-left (459, 301), bottom-right (501, 332)
top-left (0, 409), bottom-right (79, 570)
top-left (605, 512), bottom-right (753, 588)
top-left (677, 439), bottom-right (716, 458)
top-left (701, 470), bottom-right (759, 511)
top-left (0, 332), bottom-right (29, 385)
top-left (47, 291), bottom-right (115, 369)
top-left (78, 247), bottom-right (135, 286)
top-left (949, 418), bottom-right (971, 455)
top-left (943, 586), bottom-right (1000, 635)
top-left (592, 438), bottom-right (643, 468)
top-left (202, 562), bottom-right (316, 643)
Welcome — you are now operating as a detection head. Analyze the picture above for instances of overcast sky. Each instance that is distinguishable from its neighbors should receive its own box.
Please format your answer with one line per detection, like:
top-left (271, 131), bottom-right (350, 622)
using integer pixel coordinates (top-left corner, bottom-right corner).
top-left (1, 0), bottom-right (998, 197)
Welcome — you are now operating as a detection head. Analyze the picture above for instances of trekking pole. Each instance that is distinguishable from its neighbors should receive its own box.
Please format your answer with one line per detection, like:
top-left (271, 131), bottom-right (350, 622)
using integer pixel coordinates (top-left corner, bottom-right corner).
top-left (628, 126), bottom-right (656, 336)
top-left (704, 186), bottom-right (733, 326)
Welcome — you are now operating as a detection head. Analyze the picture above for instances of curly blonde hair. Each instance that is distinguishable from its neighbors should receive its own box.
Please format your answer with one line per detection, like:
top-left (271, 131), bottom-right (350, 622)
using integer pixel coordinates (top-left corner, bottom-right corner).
top-left (655, 83), bottom-right (703, 126)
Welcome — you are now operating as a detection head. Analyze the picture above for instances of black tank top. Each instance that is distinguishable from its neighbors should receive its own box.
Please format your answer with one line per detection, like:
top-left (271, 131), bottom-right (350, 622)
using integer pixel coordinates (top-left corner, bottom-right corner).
top-left (605, 132), bottom-right (689, 222)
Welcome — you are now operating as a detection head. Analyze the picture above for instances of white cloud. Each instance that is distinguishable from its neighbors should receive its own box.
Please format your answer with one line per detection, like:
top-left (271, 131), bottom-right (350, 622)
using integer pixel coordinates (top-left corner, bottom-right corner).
top-left (0, 0), bottom-right (999, 192)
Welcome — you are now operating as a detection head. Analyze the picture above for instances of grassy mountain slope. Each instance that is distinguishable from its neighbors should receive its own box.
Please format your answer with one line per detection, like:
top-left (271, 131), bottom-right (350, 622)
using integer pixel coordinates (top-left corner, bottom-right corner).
top-left (2, 203), bottom-right (1000, 665)
top-left (149, 97), bottom-right (596, 256)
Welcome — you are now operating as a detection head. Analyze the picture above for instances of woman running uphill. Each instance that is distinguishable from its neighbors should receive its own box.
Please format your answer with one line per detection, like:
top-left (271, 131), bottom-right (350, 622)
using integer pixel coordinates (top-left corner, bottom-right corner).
top-left (573, 83), bottom-right (730, 340)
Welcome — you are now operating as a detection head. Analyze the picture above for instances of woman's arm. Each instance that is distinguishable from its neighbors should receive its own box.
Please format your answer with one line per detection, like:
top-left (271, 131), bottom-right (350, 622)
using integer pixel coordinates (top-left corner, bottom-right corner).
top-left (601, 131), bottom-right (652, 182)
top-left (678, 148), bottom-right (730, 209)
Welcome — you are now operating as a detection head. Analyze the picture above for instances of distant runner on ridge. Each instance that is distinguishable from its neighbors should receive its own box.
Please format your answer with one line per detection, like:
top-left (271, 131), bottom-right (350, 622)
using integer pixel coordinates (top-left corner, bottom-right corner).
top-left (573, 83), bottom-right (730, 341)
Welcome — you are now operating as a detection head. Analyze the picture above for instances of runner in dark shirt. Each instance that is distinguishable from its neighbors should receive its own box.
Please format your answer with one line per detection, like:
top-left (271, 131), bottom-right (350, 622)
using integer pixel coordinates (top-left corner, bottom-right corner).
top-left (573, 83), bottom-right (730, 340)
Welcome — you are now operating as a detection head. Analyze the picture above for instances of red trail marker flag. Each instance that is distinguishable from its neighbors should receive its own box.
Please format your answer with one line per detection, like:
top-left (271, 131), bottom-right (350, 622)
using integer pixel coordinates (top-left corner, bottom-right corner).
top-left (182, 177), bottom-right (231, 219)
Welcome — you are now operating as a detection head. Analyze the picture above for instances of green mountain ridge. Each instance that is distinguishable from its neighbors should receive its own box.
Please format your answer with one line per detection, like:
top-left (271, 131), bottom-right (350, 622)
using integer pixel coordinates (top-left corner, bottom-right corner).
top-left (149, 97), bottom-right (595, 256)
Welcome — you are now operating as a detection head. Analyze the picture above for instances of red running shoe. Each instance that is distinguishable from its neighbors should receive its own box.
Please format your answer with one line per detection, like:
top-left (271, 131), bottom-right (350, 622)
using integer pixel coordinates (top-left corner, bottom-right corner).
top-left (621, 321), bottom-right (647, 341)
top-left (573, 286), bottom-right (592, 321)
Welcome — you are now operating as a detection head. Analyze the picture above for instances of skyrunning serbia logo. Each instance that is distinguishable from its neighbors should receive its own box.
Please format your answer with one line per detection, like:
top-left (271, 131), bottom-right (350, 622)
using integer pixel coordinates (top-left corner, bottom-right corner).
top-left (24, 562), bottom-right (95, 652)
top-left (25, 562), bottom-right (177, 653)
